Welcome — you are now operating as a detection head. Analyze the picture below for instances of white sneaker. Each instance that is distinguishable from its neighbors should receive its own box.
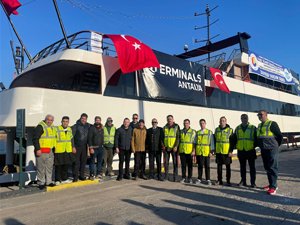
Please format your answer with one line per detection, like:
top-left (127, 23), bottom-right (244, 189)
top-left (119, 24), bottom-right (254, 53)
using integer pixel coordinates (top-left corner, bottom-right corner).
top-left (195, 179), bottom-right (201, 185)
top-left (207, 180), bottom-right (212, 185)
top-left (61, 179), bottom-right (72, 184)
top-left (55, 181), bottom-right (61, 186)
top-left (180, 178), bottom-right (186, 184)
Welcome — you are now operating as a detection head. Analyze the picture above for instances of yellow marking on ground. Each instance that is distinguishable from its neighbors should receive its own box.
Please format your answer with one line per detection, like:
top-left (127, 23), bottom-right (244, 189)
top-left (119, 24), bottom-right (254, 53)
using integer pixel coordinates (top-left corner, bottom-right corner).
top-left (47, 179), bottom-right (99, 192)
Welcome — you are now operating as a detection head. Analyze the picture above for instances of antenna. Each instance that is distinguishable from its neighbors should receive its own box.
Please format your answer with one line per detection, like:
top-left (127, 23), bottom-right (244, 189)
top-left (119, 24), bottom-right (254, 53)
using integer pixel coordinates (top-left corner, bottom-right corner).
top-left (194, 4), bottom-right (220, 61)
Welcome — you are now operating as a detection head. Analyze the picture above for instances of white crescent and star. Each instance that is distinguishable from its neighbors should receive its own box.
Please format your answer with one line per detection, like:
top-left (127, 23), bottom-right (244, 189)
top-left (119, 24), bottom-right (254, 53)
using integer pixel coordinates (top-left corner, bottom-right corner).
top-left (214, 72), bottom-right (224, 84)
top-left (121, 35), bottom-right (130, 42)
top-left (121, 34), bottom-right (141, 50)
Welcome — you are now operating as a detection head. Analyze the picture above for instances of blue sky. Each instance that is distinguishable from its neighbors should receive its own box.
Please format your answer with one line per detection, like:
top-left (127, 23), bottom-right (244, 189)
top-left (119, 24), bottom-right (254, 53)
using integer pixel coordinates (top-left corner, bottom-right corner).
top-left (1, 0), bottom-right (300, 87)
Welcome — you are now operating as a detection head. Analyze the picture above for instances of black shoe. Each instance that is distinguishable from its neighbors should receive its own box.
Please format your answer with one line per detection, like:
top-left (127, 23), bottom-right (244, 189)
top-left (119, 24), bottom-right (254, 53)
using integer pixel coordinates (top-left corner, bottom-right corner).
top-left (158, 177), bottom-right (164, 181)
top-left (215, 180), bottom-right (223, 185)
top-left (141, 175), bottom-right (148, 180)
top-left (116, 176), bottom-right (122, 181)
top-left (79, 176), bottom-right (86, 181)
top-left (172, 176), bottom-right (177, 182)
top-left (123, 174), bottom-right (130, 180)
top-left (238, 180), bottom-right (247, 187)
top-left (38, 185), bottom-right (46, 190)
top-left (148, 175), bottom-right (155, 180)
top-left (251, 184), bottom-right (257, 188)
top-left (226, 181), bottom-right (232, 186)
top-left (73, 178), bottom-right (78, 182)
top-left (47, 183), bottom-right (56, 187)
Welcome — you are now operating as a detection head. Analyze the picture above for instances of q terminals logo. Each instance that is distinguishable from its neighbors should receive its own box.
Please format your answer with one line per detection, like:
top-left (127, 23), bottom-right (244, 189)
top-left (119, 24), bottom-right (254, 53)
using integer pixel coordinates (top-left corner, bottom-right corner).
top-left (249, 53), bottom-right (259, 71)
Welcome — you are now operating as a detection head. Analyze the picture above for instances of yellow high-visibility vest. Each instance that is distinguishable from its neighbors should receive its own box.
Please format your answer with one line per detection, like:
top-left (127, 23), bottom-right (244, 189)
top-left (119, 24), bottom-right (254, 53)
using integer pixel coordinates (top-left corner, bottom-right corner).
top-left (164, 124), bottom-right (179, 148)
top-left (55, 126), bottom-right (73, 153)
top-left (104, 126), bottom-right (116, 144)
top-left (257, 120), bottom-right (274, 138)
top-left (179, 128), bottom-right (196, 154)
top-left (38, 121), bottom-right (56, 149)
top-left (236, 124), bottom-right (255, 151)
top-left (215, 127), bottom-right (233, 155)
top-left (196, 129), bottom-right (212, 156)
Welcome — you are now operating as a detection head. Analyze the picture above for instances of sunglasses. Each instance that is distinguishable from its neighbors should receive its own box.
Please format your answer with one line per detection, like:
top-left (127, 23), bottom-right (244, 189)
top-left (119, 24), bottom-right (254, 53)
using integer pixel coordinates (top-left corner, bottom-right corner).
top-left (108, 120), bottom-right (113, 122)
top-left (152, 121), bottom-right (158, 124)
top-left (257, 113), bottom-right (263, 116)
top-left (133, 117), bottom-right (138, 120)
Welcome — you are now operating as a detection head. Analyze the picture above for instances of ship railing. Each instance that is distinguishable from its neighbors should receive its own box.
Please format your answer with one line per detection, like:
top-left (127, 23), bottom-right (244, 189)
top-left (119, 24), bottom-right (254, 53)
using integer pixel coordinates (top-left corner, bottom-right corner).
top-left (30, 30), bottom-right (117, 65)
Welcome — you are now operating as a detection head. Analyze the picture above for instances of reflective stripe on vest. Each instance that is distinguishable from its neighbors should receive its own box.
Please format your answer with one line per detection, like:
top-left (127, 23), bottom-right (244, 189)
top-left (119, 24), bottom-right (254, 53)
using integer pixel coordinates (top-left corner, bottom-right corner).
top-left (55, 126), bottom-right (73, 153)
top-left (257, 120), bottom-right (274, 139)
top-left (215, 127), bottom-right (232, 155)
top-left (196, 129), bottom-right (212, 156)
top-left (104, 126), bottom-right (116, 144)
top-left (164, 125), bottom-right (178, 148)
top-left (236, 124), bottom-right (255, 151)
top-left (38, 121), bottom-right (56, 149)
top-left (179, 128), bottom-right (196, 154)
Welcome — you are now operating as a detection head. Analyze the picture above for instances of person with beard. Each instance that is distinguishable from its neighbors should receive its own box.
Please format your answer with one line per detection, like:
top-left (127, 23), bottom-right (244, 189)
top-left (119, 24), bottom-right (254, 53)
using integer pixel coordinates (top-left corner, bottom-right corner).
top-left (72, 113), bottom-right (91, 182)
top-left (88, 116), bottom-right (104, 180)
top-left (214, 116), bottom-right (234, 186)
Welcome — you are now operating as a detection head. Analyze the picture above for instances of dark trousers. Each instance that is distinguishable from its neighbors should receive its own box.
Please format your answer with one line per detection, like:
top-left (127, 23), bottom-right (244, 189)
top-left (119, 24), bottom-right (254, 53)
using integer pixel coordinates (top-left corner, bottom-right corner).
top-left (55, 164), bottom-right (68, 181)
top-left (89, 147), bottom-right (104, 176)
top-left (164, 150), bottom-right (178, 178)
top-left (118, 149), bottom-right (131, 178)
top-left (238, 150), bottom-right (256, 185)
top-left (217, 163), bottom-right (231, 182)
top-left (133, 152), bottom-right (146, 177)
top-left (72, 145), bottom-right (88, 179)
top-left (102, 146), bottom-right (114, 174)
top-left (196, 155), bottom-right (210, 180)
top-left (261, 148), bottom-right (279, 188)
top-left (180, 153), bottom-right (193, 179)
top-left (149, 151), bottom-right (162, 178)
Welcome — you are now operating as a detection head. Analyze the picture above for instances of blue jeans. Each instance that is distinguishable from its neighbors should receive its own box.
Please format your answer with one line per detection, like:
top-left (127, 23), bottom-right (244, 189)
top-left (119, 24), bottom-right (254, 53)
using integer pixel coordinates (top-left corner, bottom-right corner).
top-left (261, 148), bottom-right (279, 188)
top-left (89, 147), bottom-right (104, 176)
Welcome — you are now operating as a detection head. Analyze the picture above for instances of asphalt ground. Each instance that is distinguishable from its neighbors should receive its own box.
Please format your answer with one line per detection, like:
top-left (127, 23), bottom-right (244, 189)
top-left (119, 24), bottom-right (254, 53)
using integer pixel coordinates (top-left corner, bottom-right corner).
top-left (0, 149), bottom-right (300, 225)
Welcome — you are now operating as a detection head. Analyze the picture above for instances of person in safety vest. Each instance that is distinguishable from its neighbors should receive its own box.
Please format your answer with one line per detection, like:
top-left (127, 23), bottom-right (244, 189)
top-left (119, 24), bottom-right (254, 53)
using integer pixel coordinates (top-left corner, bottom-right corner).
top-left (33, 114), bottom-right (56, 189)
top-left (179, 119), bottom-right (196, 184)
top-left (162, 115), bottom-right (180, 182)
top-left (257, 110), bottom-right (282, 195)
top-left (146, 118), bottom-right (164, 181)
top-left (195, 119), bottom-right (214, 186)
top-left (72, 113), bottom-right (91, 182)
top-left (231, 114), bottom-right (257, 188)
top-left (115, 118), bottom-right (133, 181)
top-left (131, 119), bottom-right (147, 180)
top-left (214, 116), bottom-right (234, 186)
top-left (88, 116), bottom-right (104, 180)
top-left (101, 117), bottom-right (116, 177)
top-left (54, 116), bottom-right (75, 185)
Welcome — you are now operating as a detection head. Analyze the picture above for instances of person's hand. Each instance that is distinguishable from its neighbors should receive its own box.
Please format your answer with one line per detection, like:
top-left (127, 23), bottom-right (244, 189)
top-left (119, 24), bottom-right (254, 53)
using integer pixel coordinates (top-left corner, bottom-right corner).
top-left (192, 151), bottom-right (195, 156)
top-left (36, 150), bottom-right (42, 157)
top-left (209, 153), bottom-right (213, 157)
top-left (228, 152), bottom-right (233, 157)
top-left (115, 147), bottom-right (119, 154)
top-left (89, 148), bottom-right (94, 154)
top-left (173, 147), bottom-right (177, 153)
top-left (72, 147), bottom-right (76, 154)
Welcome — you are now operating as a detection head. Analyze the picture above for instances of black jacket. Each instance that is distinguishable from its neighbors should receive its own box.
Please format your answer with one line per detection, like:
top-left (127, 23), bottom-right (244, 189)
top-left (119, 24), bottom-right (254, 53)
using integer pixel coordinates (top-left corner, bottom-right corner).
top-left (88, 124), bottom-right (104, 148)
top-left (115, 125), bottom-right (132, 150)
top-left (72, 120), bottom-right (91, 147)
top-left (146, 127), bottom-right (163, 152)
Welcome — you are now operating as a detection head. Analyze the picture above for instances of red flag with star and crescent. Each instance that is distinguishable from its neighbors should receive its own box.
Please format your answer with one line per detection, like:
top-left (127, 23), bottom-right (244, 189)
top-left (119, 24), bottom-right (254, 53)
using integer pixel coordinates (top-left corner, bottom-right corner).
top-left (209, 67), bottom-right (230, 94)
top-left (104, 34), bottom-right (160, 73)
top-left (1, 0), bottom-right (22, 16)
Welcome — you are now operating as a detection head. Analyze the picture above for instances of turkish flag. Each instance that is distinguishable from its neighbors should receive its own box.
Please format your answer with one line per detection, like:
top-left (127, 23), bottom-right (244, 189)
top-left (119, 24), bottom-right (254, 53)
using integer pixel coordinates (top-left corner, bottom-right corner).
top-left (209, 67), bottom-right (230, 94)
top-left (104, 34), bottom-right (160, 73)
top-left (1, 0), bottom-right (21, 15)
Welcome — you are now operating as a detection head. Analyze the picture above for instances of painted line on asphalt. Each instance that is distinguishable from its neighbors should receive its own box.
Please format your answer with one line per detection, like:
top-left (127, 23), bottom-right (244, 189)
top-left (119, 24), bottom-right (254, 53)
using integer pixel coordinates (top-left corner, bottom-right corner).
top-left (47, 180), bottom-right (99, 192)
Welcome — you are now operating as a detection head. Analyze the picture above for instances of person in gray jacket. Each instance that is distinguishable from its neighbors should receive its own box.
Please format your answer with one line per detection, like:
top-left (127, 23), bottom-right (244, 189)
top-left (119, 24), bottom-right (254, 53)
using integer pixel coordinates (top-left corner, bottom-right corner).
top-left (115, 118), bottom-right (133, 181)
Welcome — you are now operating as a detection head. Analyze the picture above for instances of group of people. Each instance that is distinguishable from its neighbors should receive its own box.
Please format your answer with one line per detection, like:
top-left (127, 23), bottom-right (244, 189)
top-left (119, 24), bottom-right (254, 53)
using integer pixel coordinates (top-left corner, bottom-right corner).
top-left (33, 110), bottom-right (283, 195)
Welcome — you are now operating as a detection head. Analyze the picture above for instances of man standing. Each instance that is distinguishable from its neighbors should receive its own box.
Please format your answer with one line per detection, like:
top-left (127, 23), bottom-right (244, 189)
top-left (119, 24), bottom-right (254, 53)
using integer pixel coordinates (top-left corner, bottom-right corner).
top-left (257, 110), bottom-right (283, 195)
top-left (130, 113), bottom-right (139, 130)
top-left (102, 117), bottom-right (116, 177)
top-left (72, 113), bottom-right (90, 182)
top-left (195, 119), bottom-right (214, 185)
top-left (179, 119), bottom-right (196, 184)
top-left (146, 118), bottom-right (164, 181)
top-left (88, 116), bottom-right (104, 180)
top-left (54, 116), bottom-right (75, 185)
top-left (214, 116), bottom-right (234, 186)
top-left (131, 119), bottom-right (147, 180)
top-left (162, 115), bottom-right (180, 182)
top-left (33, 114), bottom-right (56, 189)
top-left (115, 118), bottom-right (133, 181)
top-left (232, 114), bottom-right (257, 188)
